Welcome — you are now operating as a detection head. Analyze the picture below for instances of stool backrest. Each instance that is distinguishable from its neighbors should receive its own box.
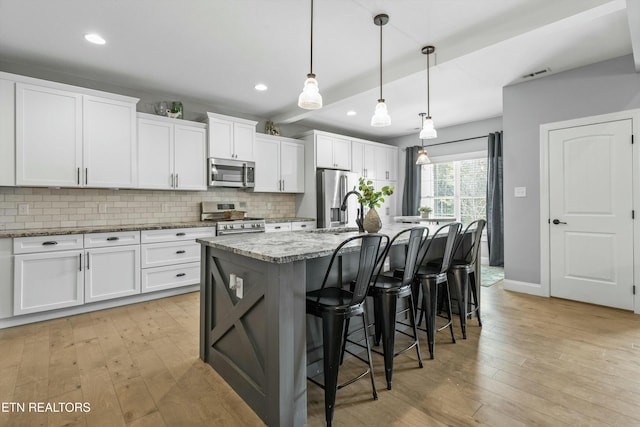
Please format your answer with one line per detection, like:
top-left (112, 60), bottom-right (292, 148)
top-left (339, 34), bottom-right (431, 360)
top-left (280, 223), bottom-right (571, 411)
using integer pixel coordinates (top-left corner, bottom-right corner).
top-left (318, 233), bottom-right (387, 305)
top-left (385, 227), bottom-right (429, 286)
top-left (457, 219), bottom-right (486, 265)
top-left (416, 222), bottom-right (462, 274)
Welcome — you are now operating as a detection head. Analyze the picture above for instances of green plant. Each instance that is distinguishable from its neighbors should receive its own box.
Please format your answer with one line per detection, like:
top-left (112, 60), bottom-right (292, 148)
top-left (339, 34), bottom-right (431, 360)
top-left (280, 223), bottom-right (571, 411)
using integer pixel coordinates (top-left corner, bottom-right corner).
top-left (356, 177), bottom-right (394, 209)
top-left (418, 206), bottom-right (432, 214)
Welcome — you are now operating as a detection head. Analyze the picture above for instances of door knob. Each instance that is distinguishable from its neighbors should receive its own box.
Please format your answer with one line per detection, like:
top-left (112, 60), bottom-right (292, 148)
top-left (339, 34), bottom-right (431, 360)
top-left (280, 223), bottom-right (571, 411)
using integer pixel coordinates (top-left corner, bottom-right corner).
top-left (552, 219), bottom-right (567, 225)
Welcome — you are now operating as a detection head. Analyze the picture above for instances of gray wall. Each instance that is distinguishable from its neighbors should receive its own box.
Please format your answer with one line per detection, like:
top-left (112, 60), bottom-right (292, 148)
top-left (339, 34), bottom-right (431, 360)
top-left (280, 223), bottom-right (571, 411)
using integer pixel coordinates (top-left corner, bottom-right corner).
top-left (503, 54), bottom-right (640, 285)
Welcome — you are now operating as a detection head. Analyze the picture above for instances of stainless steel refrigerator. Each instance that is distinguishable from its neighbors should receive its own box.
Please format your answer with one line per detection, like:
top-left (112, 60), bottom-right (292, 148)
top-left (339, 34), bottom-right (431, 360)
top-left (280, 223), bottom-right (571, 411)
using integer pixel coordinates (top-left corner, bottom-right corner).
top-left (316, 169), bottom-right (359, 228)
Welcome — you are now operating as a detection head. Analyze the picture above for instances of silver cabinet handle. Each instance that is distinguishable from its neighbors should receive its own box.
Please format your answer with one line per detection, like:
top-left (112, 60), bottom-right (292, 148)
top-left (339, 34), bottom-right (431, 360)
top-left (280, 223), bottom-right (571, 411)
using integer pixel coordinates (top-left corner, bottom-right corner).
top-left (85, 168), bottom-right (88, 185)
top-left (77, 168), bottom-right (80, 185)
top-left (175, 174), bottom-right (179, 188)
top-left (282, 179), bottom-right (285, 192)
top-left (171, 173), bottom-right (174, 188)
top-left (79, 253), bottom-right (82, 271)
top-left (86, 252), bottom-right (90, 269)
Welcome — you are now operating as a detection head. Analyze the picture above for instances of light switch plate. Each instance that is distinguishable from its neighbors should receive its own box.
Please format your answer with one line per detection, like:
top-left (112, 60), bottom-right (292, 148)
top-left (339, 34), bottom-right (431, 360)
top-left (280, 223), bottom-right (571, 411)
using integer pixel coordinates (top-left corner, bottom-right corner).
top-left (236, 277), bottom-right (243, 298)
top-left (514, 187), bottom-right (527, 197)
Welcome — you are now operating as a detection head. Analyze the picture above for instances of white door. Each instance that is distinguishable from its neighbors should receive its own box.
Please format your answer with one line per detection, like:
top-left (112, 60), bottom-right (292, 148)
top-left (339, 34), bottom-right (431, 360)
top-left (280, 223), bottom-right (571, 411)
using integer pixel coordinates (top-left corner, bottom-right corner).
top-left (363, 144), bottom-right (377, 179)
top-left (15, 83), bottom-right (83, 187)
top-left (233, 122), bottom-right (255, 161)
top-left (351, 141), bottom-right (364, 176)
top-left (84, 245), bottom-right (140, 303)
top-left (549, 119), bottom-right (634, 310)
top-left (138, 118), bottom-right (173, 189)
top-left (83, 95), bottom-right (137, 188)
top-left (333, 137), bottom-right (351, 170)
top-left (174, 125), bottom-right (207, 190)
top-left (280, 141), bottom-right (304, 193)
top-left (316, 134), bottom-right (334, 168)
top-left (208, 117), bottom-right (234, 160)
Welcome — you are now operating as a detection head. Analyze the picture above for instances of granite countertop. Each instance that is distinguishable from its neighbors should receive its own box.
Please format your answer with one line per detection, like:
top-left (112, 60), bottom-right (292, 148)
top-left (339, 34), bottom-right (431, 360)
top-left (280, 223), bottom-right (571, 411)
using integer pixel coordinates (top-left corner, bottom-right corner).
top-left (0, 221), bottom-right (218, 238)
top-left (198, 222), bottom-right (439, 264)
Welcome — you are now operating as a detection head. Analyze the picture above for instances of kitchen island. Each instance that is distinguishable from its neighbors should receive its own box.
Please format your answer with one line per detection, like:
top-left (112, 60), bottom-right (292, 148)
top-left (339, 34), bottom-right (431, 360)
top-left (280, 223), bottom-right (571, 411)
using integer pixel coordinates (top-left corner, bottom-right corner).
top-left (197, 223), bottom-right (477, 426)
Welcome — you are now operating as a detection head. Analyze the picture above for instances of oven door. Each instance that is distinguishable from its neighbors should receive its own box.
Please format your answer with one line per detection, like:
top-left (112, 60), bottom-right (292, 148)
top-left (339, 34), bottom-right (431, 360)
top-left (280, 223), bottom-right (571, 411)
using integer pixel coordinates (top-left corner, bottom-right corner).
top-left (209, 158), bottom-right (255, 188)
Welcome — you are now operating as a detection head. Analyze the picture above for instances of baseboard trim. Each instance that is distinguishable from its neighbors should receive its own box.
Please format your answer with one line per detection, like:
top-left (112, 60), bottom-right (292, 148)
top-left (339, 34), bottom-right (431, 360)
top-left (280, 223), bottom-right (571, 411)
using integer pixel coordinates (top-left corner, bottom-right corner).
top-left (0, 285), bottom-right (200, 329)
top-left (503, 279), bottom-right (547, 297)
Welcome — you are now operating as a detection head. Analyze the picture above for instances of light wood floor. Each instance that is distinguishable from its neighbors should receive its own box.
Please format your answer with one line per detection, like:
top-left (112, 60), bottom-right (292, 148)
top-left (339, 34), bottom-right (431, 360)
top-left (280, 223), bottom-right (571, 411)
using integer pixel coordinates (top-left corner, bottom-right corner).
top-left (1, 283), bottom-right (640, 426)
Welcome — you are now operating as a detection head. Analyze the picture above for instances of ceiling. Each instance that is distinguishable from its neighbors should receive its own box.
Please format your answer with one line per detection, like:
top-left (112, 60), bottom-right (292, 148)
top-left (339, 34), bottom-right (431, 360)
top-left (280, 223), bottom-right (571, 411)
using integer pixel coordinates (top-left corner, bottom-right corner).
top-left (0, 0), bottom-right (638, 141)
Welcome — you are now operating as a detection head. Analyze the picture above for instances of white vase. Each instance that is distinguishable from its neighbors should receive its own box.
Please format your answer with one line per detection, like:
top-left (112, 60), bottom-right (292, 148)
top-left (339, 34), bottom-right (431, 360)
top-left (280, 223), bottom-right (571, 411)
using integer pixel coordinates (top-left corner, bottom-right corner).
top-left (363, 208), bottom-right (382, 233)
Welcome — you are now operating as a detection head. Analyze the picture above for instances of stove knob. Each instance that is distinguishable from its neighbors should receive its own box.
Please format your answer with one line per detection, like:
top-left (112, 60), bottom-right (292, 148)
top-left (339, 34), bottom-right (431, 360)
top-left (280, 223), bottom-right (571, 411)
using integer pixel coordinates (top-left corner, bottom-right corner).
top-left (223, 225), bottom-right (228, 230)
top-left (241, 224), bottom-right (245, 228)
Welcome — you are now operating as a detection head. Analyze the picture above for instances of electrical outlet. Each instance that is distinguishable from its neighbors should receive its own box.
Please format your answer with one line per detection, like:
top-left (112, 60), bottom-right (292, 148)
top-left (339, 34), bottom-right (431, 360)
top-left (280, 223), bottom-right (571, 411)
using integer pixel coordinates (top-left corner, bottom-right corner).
top-left (98, 203), bottom-right (107, 213)
top-left (236, 277), bottom-right (243, 299)
top-left (18, 203), bottom-right (29, 215)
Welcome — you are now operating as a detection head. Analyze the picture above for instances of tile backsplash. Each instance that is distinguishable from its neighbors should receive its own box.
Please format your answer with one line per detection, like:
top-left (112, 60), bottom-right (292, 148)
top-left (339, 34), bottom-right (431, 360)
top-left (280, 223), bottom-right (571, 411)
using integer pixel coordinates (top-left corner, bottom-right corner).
top-left (0, 187), bottom-right (297, 230)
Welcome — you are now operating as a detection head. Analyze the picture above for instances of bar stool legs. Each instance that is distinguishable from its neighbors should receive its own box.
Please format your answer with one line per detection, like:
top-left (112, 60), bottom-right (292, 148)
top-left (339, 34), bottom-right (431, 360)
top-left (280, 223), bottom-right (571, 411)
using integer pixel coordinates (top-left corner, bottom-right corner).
top-left (416, 277), bottom-right (456, 359)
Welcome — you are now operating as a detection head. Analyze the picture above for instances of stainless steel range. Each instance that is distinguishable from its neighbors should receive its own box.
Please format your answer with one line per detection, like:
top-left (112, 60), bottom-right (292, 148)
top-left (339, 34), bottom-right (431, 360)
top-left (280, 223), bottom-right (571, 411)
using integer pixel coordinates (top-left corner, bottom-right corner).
top-left (201, 202), bottom-right (266, 236)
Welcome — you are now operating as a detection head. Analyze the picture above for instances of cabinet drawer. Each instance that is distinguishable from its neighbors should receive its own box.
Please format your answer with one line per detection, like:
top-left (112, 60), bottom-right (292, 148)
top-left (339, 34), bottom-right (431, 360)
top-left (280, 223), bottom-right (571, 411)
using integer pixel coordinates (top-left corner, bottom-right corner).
top-left (84, 231), bottom-right (140, 248)
top-left (141, 262), bottom-right (200, 293)
top-left (265, 222), bottom-right (291, 233)
top-left (141, 241), bottom-right (201, 268)
top-left (140, 227), bottom-right (215, 244)
top-left (291, 221), bottom-right (316, 231)
top-left (14, 234), bottom-right (83, 254)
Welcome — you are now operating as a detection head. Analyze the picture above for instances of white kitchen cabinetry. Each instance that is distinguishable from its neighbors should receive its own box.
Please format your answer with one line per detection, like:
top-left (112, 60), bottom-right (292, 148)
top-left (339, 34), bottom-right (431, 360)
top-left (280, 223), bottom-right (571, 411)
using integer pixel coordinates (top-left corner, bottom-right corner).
top-left (0, 78), bottom-right (15, 186)
top-left (207, 112), bottom-right (257, 162)
top-left (377, 145), bottom-right (398, 181)
top-left (15, 78), bottom-right (139, 188)
top-left (375, 179), bottom-right (398, 224)
top-left (265, 222), bottom-right (292, 233)
top-left (137, 114), bottom-right (207, 190)
top-left (351, 141), bottom-right (378, 180)
top-left (254, 134), bottom-right (304, 193)
top-left (83, 96), bottom-right (137, 188)
top-left (84, 244), bottom-right (140, 303)
top-left (13, 234), bottom-right (85, 315)
top-left (140, 227), bottom-right (214, 293)
top-left (291, 221), bottom-right (316, 231)
top-left (316, 133), bottom-right (351, 170)
top-left (0, 239), bottom-right (14, 319)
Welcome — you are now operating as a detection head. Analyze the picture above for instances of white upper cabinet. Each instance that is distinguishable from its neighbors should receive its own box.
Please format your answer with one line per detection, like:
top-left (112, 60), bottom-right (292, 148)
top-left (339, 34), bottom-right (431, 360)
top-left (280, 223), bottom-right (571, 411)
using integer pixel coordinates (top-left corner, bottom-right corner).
top-left (137, 114), bottom-right (206, 191)
top-left (83, 95), bottom-right (137, 188)
top-left (0, 78), bottom-right (15, 186)
top-left (16, 83), bottom-right (83, 187)
top-left (14, 76), bottom-right (139, 188)
top-left (207, 112), bottom-right (257, 162)
top-left (316, 133), bottom-right (350, 170)
top-left (254, 134), bottom-right (304, 193)
top-left (350, 138), bottom-right (398, 181)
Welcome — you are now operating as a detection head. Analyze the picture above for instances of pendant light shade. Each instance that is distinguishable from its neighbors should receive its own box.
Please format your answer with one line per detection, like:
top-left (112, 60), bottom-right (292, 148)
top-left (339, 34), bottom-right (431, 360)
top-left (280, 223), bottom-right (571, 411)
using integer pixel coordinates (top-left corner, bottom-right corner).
top-left (416, 112), bottom-right (431, 165)
top-left (298, 0), bottom-right (322, 110)
top-left (371, 14), bottom-right (390, 127)
top-left (298, 74), bottom-right (322, 109)
top-left (371, 99), bottom-right (391, 127)
top-left (420, 45), bottom-right (437, 139)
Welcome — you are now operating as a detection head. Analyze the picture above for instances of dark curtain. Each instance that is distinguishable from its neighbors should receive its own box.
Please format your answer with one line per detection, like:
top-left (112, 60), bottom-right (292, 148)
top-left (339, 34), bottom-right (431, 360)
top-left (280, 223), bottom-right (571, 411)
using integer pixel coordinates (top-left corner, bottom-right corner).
top-left (487, 131), bottom-right (504, 266)
top-left (402, 146), bottom-right (422, 216)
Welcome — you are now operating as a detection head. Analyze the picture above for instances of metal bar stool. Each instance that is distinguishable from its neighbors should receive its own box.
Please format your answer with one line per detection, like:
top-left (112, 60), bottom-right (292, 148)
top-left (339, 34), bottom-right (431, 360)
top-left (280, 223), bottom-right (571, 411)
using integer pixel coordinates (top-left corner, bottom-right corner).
top-left (447, 219), bottom-right (486, 339)
top-left (348, 227), bottom-right (427, 390)
top-left (306, 233), bottom-right (386, 427)
top-left (410, 222), bottom-right (462, 359)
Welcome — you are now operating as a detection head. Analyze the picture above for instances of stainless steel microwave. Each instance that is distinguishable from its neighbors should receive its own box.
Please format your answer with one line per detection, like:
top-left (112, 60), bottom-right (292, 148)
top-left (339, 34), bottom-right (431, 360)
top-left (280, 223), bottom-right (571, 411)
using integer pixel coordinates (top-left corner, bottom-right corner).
top-left (208, 158), bottom-right (255, 188)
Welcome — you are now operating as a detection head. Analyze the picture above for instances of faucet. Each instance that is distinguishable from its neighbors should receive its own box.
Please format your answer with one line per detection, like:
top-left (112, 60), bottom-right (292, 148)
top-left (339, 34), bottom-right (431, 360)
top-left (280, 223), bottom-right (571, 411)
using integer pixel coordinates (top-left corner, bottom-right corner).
top-left (340, 190), bottom-right (364, 233)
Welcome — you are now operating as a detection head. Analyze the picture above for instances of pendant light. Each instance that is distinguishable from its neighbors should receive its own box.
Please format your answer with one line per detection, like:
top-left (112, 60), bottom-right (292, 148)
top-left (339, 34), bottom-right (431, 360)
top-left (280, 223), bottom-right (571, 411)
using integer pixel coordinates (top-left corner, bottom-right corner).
top-left (419, 45), bottom-right (437, 139)
top-left (371, 14), bottom-right (391, 127)
top-left (298, 0), bottom-right (322, 109)
top-left (416, 113), bottom-right (431, 165)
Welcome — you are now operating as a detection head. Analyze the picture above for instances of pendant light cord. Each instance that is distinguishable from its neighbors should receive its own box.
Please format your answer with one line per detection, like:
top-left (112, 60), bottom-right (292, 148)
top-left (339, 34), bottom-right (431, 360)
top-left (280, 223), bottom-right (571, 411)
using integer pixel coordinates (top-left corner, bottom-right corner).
top-left (379, 22), bottom-right (383, 100)
top-left (310, 0), bottom-right (314, 75)
top-left (426, 51), bottom-right (430, 117)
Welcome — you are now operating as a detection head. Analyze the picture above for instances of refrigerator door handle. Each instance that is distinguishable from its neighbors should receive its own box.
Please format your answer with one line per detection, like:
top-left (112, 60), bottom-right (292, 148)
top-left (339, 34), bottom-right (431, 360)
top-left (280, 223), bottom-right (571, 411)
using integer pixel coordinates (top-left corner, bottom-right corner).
top-left (341, 174), bottom-right (348, 225)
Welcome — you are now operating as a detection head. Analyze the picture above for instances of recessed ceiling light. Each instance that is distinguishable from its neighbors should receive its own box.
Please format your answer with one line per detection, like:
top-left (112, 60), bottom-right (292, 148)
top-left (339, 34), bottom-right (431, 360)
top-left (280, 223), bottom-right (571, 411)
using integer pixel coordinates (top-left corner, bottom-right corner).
top-left (84, 33), bottom-right (106, 45)
top-left (347, 110), bottom-right (357, 116)
top-left (254, 83), bottom-right (268, 91)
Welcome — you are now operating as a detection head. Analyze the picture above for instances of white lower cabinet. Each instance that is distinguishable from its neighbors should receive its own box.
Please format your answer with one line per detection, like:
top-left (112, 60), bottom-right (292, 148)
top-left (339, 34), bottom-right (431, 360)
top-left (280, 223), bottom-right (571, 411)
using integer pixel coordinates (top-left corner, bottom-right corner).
top-left (291, 221), bottom-right (316, 231)
top-left (140, 227), bottom-right (214, 293)
top-left (84, 245), bottom-right (140, 303)
top-left (265, 222), bottom-right (291, 233)
top-left (14, 250), bottom-right (84, 315)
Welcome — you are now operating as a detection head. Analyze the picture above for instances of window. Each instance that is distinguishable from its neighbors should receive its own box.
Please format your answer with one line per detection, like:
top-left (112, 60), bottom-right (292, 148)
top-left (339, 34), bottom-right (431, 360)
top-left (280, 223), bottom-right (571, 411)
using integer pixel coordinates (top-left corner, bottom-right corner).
top-left (420, 157), bottom-right (487, 224)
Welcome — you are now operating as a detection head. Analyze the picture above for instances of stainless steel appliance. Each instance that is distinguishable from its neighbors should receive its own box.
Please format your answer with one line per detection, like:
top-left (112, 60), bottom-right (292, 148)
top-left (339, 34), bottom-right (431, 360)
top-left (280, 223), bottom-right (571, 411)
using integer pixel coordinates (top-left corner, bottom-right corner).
top-left (201, 201), bottom-right (266, 235)
top-left (208, 158), bottom-right (255, 188)
top-left (316, 169), bottom-right (359, 228)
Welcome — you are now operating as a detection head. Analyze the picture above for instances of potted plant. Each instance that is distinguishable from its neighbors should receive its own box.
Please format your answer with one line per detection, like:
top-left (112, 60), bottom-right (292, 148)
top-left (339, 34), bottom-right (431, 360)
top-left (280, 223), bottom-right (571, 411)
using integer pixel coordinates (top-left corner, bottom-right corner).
top-left (418, 206), bottom-right (432, 219)
top-left (356, 178), bottom-right (394, 233)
